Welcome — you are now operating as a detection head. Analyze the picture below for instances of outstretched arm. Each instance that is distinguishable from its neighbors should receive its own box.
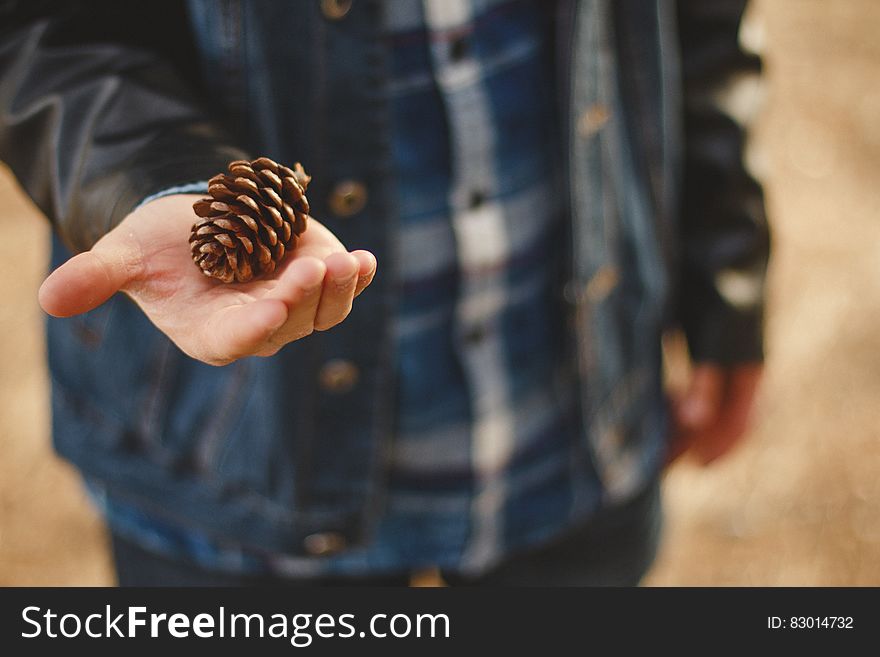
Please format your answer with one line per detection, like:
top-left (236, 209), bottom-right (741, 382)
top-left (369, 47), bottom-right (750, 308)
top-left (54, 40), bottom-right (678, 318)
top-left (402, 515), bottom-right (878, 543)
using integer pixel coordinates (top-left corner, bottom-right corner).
top-left (1, 1), bottom-right (376, 363)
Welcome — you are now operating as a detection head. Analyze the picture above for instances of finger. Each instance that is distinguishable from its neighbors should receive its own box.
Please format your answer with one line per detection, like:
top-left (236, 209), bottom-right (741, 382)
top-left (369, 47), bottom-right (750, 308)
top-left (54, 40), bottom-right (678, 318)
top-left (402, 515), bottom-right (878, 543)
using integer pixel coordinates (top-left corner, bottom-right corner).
top-left (293, 219), bottom-right (348, 260)
top-left (38, 243), bottom-right (141, 317)
top-left (675, 365), bottom-right (725, 431)
top-left (201, 298), bottom-right (288, 365)
top-left (314, 252), bottom-right (359, 331)
top-left (264, 256), bottom-right (326, 342)
top-left (351, 250), bottom-right (378, 298)
top-left (254, 345), bottom-right (283, 358)
top-left (695, 365), bottom-right (762, 464)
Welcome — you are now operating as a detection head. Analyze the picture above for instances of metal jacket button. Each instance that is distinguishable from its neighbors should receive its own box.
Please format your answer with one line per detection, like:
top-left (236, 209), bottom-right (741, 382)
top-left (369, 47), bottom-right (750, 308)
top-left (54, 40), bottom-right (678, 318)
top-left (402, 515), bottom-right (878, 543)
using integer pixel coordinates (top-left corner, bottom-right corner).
top-left (303, 532), bottom-right (347, 556)
top-left (328, 180), bottom-right (368, 217)
top-left (577, 103), bottom-right (611, 138)
top-left (318, 359), bottom-right (360, 393)
top-left (320, 0), bottom-right (352, 21)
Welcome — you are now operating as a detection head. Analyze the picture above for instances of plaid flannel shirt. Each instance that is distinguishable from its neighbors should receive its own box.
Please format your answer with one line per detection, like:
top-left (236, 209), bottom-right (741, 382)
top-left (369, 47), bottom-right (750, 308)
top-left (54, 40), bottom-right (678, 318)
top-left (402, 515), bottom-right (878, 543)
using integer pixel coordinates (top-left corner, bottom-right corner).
top-left (98, 0), bottom-right (630, 577)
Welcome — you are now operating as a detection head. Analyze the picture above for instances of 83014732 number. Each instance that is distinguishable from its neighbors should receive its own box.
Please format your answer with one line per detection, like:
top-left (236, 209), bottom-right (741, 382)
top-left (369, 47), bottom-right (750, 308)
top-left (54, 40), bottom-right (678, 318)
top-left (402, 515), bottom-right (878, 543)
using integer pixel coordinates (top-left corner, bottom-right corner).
top-left (767, 616), bottom-right (853, 629)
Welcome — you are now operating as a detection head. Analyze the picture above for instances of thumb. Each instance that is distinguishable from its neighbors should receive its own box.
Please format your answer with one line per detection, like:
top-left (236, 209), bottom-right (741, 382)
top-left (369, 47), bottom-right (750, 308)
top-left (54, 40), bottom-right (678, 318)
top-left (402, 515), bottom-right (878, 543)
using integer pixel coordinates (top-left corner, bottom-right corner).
top-left (39, 238), bottom-right (142, 317)
top-left (676, 365), bottom-right (725, 431)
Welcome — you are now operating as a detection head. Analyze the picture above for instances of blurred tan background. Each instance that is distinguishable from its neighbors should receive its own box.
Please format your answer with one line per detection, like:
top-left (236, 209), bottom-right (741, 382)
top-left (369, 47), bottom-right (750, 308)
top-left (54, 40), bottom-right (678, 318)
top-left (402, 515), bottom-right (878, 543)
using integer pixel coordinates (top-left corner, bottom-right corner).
top-left (2, 0), bottom-right (879, 586)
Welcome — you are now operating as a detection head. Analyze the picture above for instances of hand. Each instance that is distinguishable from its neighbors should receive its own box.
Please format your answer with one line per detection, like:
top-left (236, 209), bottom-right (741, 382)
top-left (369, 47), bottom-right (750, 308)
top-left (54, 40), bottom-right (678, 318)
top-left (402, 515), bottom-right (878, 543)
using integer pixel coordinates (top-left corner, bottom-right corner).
top-left (38, 194), bottom-right (377, 365)
top-left (666, 363), bottom-right (763, 466)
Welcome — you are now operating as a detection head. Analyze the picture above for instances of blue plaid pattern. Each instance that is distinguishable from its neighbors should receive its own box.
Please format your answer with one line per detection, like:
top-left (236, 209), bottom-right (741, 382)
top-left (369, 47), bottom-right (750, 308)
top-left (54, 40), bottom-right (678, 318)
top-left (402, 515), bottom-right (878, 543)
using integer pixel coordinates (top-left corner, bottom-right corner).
top-left (98, 0), bottom-right (611, 577)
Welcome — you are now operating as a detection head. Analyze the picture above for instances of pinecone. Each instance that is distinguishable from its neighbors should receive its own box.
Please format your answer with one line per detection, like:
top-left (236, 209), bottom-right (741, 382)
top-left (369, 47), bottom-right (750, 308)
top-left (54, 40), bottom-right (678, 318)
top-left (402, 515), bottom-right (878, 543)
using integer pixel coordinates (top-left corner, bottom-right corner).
top-left (189, 157), bottom-right (311, 283)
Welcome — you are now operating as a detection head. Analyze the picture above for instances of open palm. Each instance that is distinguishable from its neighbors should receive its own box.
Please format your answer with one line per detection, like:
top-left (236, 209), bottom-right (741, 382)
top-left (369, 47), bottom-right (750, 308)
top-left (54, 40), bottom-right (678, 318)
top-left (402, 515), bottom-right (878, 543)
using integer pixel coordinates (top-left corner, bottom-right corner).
top-left (39, 194), bottom-right (377, 365)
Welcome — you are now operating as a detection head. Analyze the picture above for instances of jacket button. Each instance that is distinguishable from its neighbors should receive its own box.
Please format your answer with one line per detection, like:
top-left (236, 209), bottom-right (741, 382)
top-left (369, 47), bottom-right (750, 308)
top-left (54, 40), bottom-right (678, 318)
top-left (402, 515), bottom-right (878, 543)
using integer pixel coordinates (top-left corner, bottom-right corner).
top-left (328, 180), bottom-right (368, 217)
top-left (577, 103), bottom-right (611, 137)
top-left (585, 265), bottom-right (619, 302)
top-left (318, 359), bottom-right (360, 393)
top-left (320, 0), bottom-right (352, 20)
top-left (303, 532), bottom-right (347, 556)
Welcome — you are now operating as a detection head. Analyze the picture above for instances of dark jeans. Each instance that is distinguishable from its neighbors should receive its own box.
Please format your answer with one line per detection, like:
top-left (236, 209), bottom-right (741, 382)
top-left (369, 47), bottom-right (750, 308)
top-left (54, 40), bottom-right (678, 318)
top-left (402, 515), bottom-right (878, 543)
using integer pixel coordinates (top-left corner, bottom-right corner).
top-left (112, 479), bottom-right (662, 587)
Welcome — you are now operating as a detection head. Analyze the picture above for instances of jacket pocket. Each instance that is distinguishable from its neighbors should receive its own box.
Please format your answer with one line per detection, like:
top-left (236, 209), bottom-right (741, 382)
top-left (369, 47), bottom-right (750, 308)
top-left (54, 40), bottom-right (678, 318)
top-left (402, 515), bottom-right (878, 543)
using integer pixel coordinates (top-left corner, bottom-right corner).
top-left (47, 287), bottom-right (293, 504)
top-left (154, 354), bottom-right (296, 502)
top-left (48, 293), bottom-right (176, 451)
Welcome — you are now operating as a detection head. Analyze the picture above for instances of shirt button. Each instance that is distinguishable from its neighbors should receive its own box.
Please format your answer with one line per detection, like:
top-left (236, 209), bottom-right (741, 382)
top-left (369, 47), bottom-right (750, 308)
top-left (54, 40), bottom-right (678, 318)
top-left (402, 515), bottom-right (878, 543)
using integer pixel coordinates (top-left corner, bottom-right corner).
top-left (318, 359), bottom-right (360, 393)
top-left (577, 103), bottom-right (611, 138)
top-left (468, 189), bottom-right (487, 209)
top-left (303, 532), bottom-right (347, 556)
top-left (320, 0), bottom-right (352, 21)
top-left (328, 180), bottom-right (368, 217)
top-left (463, 324), bottom-right (488, 344)
top-left (449, 36), bottom-right (471, 62)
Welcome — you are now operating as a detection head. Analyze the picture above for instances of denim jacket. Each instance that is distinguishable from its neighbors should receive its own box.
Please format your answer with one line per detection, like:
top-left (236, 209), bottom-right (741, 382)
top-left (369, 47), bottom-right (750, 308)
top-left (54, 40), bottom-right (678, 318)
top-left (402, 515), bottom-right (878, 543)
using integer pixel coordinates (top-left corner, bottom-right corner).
top-left (0, 0), bottom-right (768, 557)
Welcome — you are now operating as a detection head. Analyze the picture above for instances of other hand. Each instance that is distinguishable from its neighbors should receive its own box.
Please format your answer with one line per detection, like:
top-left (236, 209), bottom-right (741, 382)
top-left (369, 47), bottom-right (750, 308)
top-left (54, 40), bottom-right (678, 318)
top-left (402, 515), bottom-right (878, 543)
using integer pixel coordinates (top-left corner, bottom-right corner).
top-left (666, 363), bottom-right (763, 466)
